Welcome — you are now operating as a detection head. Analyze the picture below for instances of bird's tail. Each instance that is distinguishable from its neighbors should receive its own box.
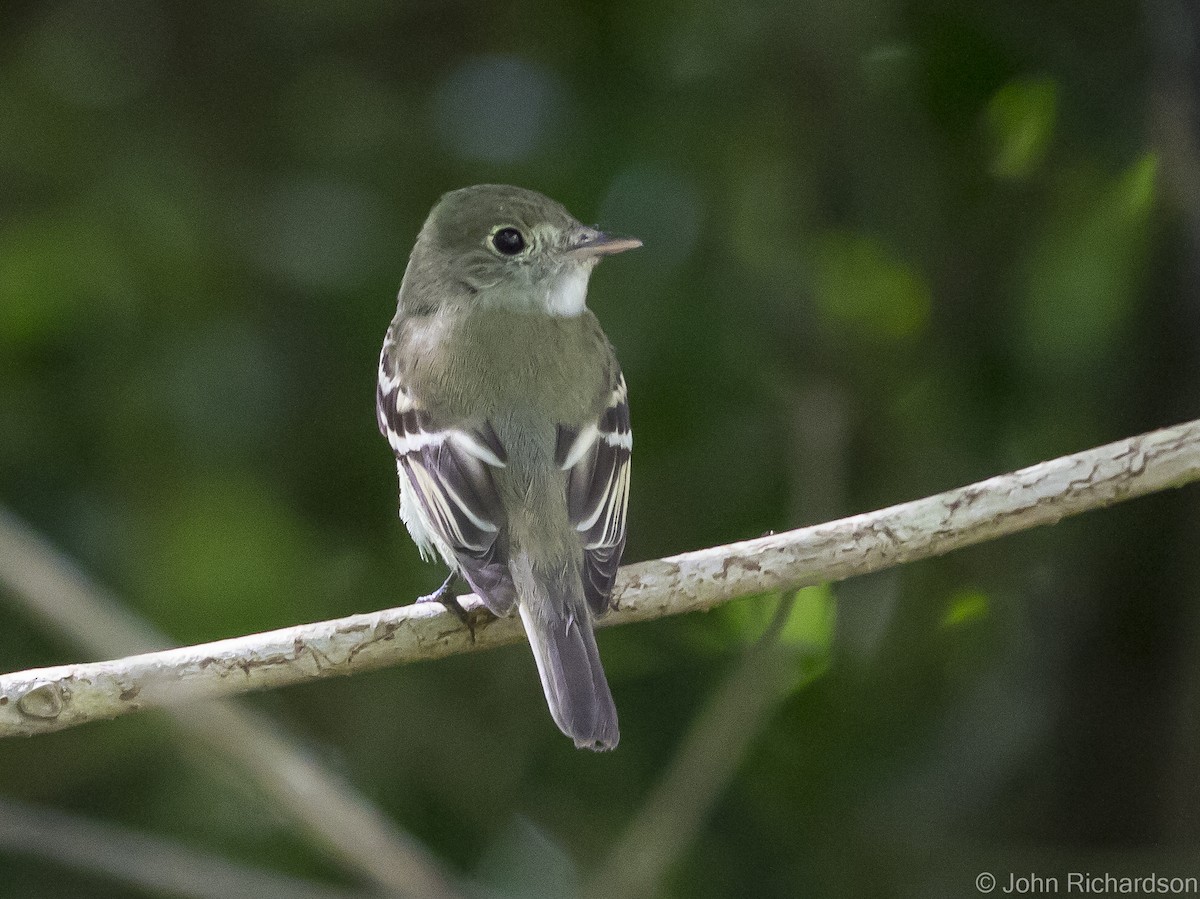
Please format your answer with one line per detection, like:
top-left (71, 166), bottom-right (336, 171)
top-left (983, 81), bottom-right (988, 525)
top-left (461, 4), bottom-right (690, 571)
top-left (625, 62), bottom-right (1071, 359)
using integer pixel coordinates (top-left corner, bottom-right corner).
top-left (511, 552), bottom-right (619, 751)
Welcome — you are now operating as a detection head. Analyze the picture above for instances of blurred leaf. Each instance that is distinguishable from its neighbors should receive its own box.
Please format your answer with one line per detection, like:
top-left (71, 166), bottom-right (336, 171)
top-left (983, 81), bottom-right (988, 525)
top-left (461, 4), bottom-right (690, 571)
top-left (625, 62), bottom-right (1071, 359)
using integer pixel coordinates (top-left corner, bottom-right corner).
top-left (1021, 153), bottom-right (1159, 367)
top-left (811, 232), bottom-right (932, 340)
top-left (985, 76), bottom-right (1058, 179)
top-left (710, 592), bottom-right (782, 648)
top-left (708, 585), bottom-right (836, 651)
top-left (780, 585), bottom-right (837, 690)
top-left (940, 588), bottom-right (990, 629)
top-left (1116, 152), bottom-right (1159, 221)
top-left (779, 584), bottom-right (837, 653)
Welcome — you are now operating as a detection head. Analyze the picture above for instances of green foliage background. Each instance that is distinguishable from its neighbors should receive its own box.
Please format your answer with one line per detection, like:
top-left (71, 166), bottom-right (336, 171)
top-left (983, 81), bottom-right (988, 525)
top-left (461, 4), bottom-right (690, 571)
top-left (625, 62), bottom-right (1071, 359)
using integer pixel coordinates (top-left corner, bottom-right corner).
top-left (2, 0), bottom-right (1199, 895)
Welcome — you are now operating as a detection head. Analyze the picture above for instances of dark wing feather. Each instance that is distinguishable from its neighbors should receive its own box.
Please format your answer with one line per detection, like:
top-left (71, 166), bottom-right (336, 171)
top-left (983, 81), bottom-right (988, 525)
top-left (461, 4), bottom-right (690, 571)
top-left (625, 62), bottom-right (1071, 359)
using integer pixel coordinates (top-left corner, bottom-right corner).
top-left (377, 352), bottom-right (516, 614)
top-left (559, 371), bottom-right (632, 614)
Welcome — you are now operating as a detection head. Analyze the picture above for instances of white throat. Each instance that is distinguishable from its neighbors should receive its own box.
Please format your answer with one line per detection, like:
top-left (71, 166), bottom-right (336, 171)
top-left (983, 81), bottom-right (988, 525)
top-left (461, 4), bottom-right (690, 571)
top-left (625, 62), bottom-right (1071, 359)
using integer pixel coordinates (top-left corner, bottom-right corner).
top-left (544, 266), bottom-right (591, 317)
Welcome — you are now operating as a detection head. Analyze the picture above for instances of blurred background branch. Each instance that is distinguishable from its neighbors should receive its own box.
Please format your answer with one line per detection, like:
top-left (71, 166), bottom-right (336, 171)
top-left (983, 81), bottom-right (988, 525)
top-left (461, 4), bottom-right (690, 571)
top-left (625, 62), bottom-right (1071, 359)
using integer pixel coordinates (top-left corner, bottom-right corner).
top-left (0, 797), bottom-right (376, 899)
top-left (0, 507), bottom-right (466, 898)
top-left (585, 594), bottom-right (819, 899)
top-left (4, 418), bottom-right (1198, 738)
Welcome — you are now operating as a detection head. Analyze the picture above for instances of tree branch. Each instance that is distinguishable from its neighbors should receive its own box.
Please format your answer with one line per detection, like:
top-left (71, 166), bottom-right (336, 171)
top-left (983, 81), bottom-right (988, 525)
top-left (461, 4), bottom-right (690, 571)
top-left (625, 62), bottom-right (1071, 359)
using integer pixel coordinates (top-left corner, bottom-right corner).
top-left (3, 418), bottom-right (1200, 739)
top-left (0, 507), bottom-right (468, 898)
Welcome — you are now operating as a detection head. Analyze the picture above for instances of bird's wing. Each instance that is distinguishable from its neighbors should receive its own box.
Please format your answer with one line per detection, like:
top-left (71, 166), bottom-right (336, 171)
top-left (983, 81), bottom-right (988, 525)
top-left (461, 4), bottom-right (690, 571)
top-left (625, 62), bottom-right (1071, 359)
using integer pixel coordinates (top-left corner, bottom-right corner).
top-left (377, 347), bottom-right (515, 614)
top-left (555, 370), bottom-right (632, 615)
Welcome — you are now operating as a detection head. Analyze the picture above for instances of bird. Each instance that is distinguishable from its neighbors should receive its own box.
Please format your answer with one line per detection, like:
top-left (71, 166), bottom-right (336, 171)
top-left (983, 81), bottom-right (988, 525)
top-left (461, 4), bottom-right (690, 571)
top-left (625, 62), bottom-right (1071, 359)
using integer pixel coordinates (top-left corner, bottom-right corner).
top-left (376, 184), bottom-right (640, 750)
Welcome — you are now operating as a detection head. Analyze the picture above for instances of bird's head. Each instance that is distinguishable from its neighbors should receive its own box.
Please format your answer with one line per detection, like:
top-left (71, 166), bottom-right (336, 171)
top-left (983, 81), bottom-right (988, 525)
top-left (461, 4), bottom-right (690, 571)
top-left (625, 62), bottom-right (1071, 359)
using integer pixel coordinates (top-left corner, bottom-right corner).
top-left (401, 184), bottom-right (641, 316)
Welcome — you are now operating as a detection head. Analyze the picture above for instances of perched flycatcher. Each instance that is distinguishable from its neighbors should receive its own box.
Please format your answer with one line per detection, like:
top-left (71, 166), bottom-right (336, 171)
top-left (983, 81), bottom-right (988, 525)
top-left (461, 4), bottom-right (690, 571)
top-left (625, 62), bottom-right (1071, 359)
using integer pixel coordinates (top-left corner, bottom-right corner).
top-left (376, 185), bottom-right (639, 750)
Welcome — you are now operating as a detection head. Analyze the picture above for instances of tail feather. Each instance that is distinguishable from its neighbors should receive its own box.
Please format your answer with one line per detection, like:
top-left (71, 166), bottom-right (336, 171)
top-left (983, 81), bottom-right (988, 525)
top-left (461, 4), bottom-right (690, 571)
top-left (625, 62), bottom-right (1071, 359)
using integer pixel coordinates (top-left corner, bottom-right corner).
top-left (512, 555), bottom-right (619, 751)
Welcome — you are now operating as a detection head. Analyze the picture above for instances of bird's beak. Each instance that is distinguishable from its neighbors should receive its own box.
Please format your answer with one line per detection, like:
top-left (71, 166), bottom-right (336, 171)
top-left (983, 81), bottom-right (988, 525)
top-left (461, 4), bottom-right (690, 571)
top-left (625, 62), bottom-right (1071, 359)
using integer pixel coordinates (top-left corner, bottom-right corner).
top-left (568, 230), bottom-right (643, 259)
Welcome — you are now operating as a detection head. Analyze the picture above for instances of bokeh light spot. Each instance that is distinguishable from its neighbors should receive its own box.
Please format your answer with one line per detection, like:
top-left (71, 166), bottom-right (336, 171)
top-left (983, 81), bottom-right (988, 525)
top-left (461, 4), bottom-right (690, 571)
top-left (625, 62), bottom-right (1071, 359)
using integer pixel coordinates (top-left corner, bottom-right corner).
top-left (433, 55), bottom-right (570, 163)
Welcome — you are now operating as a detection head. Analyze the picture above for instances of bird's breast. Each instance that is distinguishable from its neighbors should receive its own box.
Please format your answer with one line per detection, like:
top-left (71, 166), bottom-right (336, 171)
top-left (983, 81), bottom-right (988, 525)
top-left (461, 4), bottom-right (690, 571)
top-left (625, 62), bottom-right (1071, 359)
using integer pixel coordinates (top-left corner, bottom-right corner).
top-left (415, 308), bottom-right (608, 428)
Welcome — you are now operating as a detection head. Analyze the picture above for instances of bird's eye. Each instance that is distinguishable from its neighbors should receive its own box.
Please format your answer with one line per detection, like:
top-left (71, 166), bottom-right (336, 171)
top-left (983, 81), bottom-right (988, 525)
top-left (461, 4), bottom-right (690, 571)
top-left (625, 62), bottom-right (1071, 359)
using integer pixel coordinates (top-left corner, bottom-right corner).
top-left (491, 227), bottom-right (526, 256)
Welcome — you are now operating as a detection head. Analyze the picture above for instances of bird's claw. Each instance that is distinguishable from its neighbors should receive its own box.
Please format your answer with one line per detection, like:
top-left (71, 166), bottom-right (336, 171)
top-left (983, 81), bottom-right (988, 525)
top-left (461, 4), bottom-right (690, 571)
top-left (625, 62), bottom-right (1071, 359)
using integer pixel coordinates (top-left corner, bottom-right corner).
top-left (417, 573), bottom-right (476, 642)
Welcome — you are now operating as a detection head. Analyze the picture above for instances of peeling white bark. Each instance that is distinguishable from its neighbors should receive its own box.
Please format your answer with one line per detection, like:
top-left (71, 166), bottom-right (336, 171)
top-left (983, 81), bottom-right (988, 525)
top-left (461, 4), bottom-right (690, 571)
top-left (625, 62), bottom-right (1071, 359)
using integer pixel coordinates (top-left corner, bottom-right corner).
top-left (3, 419), bottom-right (1199, 739)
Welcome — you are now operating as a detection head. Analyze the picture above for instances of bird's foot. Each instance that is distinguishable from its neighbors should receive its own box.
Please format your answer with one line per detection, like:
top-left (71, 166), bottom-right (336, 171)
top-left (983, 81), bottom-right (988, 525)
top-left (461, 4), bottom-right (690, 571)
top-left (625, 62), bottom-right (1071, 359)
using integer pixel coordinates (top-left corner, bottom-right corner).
top-left (417, 572), bottom-right (475, 642)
